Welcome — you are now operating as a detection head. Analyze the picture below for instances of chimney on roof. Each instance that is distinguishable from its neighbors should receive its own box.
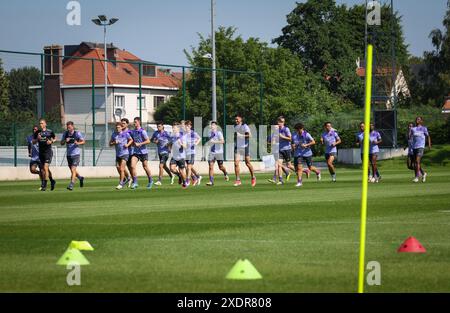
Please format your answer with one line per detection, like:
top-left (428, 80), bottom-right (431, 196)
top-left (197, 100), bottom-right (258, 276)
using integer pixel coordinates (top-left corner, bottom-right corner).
top-left (42, 45), bottom-right (64, 124)
top-left (106, 42), bottom-right (118, 65)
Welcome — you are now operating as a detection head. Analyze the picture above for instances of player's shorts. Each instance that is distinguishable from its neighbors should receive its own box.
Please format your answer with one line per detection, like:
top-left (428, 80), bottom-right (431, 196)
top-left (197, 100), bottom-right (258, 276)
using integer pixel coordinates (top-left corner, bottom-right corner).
top-left (29, 160), bottom-right (40, 169)
top-left (170, 158), bottom-right (186, 169)
top-left (325, 152), bottom-right (337, 161)
top-left (208, 153), bottom-right (224, 166)
top-left (67, 155), bottom-right (80, 167)
top-left (279, 150), bottom-right (292, 162)
top-left (408, 154), bottom-right (415, 163)
top-left (116, 155), bottom-right (129, 164)
top-left (131, 153), bottom-right (148, 162)
top-left (361, 153), bottom-right (377, 161)
top-left (39, 150), bottom-right (53, 164)
top-left (413, 148), bottom-right (424, 157)
top-left (186, 154), bottom-right (195, 165)
top-left (158, 153), bottom-right (169, 164)
top-left (294, 156), bottom-right (313, 168)
top-left (234, 146), bottom-right (250, 158)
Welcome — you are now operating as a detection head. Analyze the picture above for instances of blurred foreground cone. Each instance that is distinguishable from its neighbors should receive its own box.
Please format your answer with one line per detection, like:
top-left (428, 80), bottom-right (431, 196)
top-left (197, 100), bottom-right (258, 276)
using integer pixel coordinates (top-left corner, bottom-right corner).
top-left (397, 236), bottom-right (426, 253)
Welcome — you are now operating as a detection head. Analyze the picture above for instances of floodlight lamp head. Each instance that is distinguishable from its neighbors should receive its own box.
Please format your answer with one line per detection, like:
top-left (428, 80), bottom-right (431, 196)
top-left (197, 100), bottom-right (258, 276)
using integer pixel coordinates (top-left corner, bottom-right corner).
top-left (98, 15), bottom-right (107, 22)
top-left (109, 18), bottom-right (119, 25)
top-left (202, 53), bottom-right (212, 59)
top-left (92, 18), bottom-right (102, 26)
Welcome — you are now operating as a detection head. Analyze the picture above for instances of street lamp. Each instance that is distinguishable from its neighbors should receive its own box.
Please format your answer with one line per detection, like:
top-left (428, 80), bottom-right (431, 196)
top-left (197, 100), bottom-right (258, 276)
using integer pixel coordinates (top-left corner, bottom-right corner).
top-left (92, 15), bottom-right (119, 145)
top-left (210, 0), bottom-right (217, 122)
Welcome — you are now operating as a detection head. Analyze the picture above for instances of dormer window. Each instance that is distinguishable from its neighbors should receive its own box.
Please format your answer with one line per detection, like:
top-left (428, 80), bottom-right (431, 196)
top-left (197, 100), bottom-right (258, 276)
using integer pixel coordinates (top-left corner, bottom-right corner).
top-left (142, 65), bottom-right (156, 77)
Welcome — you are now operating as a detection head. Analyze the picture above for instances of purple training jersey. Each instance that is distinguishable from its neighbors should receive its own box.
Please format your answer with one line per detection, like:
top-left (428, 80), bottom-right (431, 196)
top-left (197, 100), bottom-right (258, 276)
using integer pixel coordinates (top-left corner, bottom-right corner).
top-left (292, 130), bottom-right (314, 157)
top-left (321, 129), bottom-right (340, 154)
top-left (61, 130), bottom-right (84, 156)
top-left (131, 128), bottom-right (149, 155)
top-left (186, 130), bottom-right (201, 156)
top-left (410, 126), bottom-right (429, 149)
top-left (27, 134), bottom-right (40, 162)
top-left (151, 130), bottom-right (171, 154)
top-left (111, 131), bottom-right (131, 157)
top-left (279, 126), bottom-right (292, 151)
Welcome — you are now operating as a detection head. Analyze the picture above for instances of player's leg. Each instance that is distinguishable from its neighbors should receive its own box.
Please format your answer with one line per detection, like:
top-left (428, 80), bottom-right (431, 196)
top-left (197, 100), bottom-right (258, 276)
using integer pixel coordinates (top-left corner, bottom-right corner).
top-left (141, 157), bottom-right (153, 189)
top-left (306, 157), bottom-right (321, 180)
top-left (207, 159), bottom-right (215, 186)
top-left (186, 161), bottom-right (192, 186)
top-left (217, 159), bottom-right (229, 181)
top-left (413, 150), bottom-right (422, 182)
top-left (178, 160), bottom-right (187, 188)
top-left (117, 159), bottom-right (126, 189)
top-left (245, 155), bottom-right (256, 187)
top-left (371, 154), bottom-right (380, 182)
top-left (130, 155), bottom-right (139, 189)
top-left (294, 157), bottom-right (303, 187)
top-left (326, 154), bottom-right (336, 182)
top-left (234, 151), bottom-right (242, 186)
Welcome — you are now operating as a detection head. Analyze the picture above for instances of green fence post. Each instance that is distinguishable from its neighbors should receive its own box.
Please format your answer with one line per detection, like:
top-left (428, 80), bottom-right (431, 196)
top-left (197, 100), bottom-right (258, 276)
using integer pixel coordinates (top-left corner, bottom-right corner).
top-left (13, 122), bottom-right (17, 167)
top-left (91, 59), bottom-right (96, 167)
top-left (258, 72), bottom-right (264, 160)
top-left (222, 70), bottom-right (227, 159)
top-left (139, 62), bottom-right (143, 121)
top-left (40, 54), bottom-right (45, 118)
top-left (182, 66), bottom-right (186, 120)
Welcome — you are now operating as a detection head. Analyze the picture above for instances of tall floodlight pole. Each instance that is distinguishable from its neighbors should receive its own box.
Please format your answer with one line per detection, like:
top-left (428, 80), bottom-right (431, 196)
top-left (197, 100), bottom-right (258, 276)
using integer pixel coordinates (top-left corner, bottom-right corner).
top-left (92, 15), bottom-right (119, 145)
top-left (211, 0), bottom-right (217, 122)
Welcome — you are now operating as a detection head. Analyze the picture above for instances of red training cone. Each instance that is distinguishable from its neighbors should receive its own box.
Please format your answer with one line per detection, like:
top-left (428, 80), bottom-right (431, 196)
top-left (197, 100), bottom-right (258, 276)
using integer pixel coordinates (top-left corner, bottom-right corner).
top-left (397, 236), bottom-right (426, 253)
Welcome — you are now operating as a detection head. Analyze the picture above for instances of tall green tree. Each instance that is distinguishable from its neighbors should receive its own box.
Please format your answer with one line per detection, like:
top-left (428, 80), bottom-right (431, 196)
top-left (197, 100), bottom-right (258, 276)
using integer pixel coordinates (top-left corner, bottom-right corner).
top-left (155, 27), bottom-right (344, 126)
top-left (273, 0), bottom-right (408, 106)
top-left (7, 66), bottom-right (40, 114)
top-left (0, 58), bottom-right (9, 120)
top-left (413, 1), bottom-right (450, 107)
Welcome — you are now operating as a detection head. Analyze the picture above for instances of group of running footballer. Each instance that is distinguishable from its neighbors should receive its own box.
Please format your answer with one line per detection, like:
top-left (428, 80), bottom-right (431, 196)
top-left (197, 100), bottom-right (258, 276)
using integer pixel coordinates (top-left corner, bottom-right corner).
top-left (27, 115), bottom-right (431, 191)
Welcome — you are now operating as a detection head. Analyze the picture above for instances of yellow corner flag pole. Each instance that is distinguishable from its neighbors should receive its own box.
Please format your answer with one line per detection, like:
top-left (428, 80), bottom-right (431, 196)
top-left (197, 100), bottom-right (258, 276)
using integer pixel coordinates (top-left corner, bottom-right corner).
top-left (358, 43), bottom-right (373, 293)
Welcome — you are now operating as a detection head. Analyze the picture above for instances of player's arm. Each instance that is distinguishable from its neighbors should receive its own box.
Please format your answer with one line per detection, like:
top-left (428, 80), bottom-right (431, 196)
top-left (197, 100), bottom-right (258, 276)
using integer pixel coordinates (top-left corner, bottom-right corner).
top-left (320, 136), bottom-right (324, 145)
top-left (109, 135), bottom-right (117, 146)
top-left (47, 132), bottom-right (56, 145)
top-left (75, 135), bottom-right (85, 146)
top-left (60, 132), bottom-right (66, 146)
top-left (279, 132), bottom-right (291, 141)
top-left (333, 136), bottom-right (342, 147)
top-left (194, 133), bottom-right (201, 146)
top-left (125, 136), bottom-right (133, 148)
top-left (27, 139), bottom-right (32, 157)
top-left (427, 133), bottom-right (432, 149)
top-left (373, 134), bottom-right (382, 145)
top-left (303, 138), bottom-right (316, 148)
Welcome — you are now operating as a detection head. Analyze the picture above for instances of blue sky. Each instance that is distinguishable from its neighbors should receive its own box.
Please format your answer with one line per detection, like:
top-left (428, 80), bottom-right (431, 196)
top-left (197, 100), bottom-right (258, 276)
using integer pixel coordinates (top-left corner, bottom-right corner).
top-left (0, 0), bottom-right (448, 69)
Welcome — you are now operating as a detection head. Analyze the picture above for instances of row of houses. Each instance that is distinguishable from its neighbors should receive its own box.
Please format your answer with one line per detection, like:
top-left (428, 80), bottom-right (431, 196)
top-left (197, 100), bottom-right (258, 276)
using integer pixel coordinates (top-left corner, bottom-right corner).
top-left (31, 42), bottom-right (181, 126)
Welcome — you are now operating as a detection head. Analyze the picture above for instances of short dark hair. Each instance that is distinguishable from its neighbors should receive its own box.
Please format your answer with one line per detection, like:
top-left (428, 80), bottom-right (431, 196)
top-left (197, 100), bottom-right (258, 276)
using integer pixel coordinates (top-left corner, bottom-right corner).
top-left (115, 122), bottom-right (122, 127)
top-left (211, 121), bottom-right (218, 126)
top-left (156, 121), bottom-right (164, 126)
top-left (277, 116), bottom-right (285, 123)
top-left (173, 122), bottom-right (180, 127)
top-left (294, 123), bottom-right (304, 131)
top-left (324, 121), bottom-right (332, 127)
top-left (66, 121), bottom-right (74, 126)
top-left (185, 120), bottom-right (192, 126)
top-left (121, 118), bottom-right (129, 124)
top-left (134, 117), bottom-right (141, 123)
top-left (235, 114), bottom-right (243, 119)
top-left (359, 121), bottom-right (364, 126)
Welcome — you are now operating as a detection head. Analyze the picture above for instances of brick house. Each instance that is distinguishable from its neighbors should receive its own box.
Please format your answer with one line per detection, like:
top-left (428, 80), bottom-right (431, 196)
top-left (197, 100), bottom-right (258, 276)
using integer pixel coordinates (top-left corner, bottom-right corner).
top-left (31, 42), bottom-right (181, 126)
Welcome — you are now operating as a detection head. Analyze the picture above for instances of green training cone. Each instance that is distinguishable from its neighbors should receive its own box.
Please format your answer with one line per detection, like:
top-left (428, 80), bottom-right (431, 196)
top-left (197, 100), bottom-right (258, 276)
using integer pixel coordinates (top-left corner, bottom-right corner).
top-left (225, 259), bottom-right (262, 280)
top-left (69, 240), bottom-right (94, 251)
top-left (56, 248), bottom-right (90, 265)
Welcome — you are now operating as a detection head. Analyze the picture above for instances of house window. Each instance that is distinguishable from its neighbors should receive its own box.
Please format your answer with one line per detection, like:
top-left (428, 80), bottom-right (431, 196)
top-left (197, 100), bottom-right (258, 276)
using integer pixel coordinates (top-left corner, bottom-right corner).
top-left (154, 96), bottom-right (165, 109)
top-left (114, 95), bottom-right (125, 109)
top-left (143, 65), bottom-right (156, 77)
top-left (137, 96), bottom-right (146, 110)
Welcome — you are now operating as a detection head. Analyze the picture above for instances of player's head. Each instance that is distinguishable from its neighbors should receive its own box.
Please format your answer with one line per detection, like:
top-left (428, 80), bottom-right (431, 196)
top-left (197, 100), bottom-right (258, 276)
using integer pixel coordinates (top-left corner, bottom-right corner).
top-left (180, 120), bottom-right (186, 130)
top-left (32, 125), bottom-right (39, 133)
top-left (185, 120), bottom-right (192, 131)
top-left (156, 121), bottom-right (164, 131)
top-left (133, 117), bottom-right (141, 128)
top-left (121, 118), bottom-right (129, 129)
top-left (66, 121), bottom-right (74, 132)
top-left (235, 114), bottom-right (243, 125)
top-left (294, 122), bottom-right (304, 132)
top-left (210, 121), bottom-right (218, 131)
top-left (408, 122), bottom-right (414, 130)
top-left (277, 116), bottom-right (285, 127)
top-left (370, 122), bottom-right (375, 131)
top-left (172, 122), bottom-right (180, 133)
top-left (39, 118), bottom-right (47, 129)
top-left (115, 122), bottom-right (122, 132)
top-left (359, 122), bottom-right (365, 131)
top-left (415, 116), bottom-right (423, 126)
top-left (324, 121), bottom-right (332, 132)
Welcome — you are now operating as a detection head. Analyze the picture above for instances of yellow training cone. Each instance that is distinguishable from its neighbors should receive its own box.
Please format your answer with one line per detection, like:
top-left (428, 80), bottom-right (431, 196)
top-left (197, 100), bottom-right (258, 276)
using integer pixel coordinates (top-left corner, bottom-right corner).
top-left (56, 248), bottom-right (90, 265)
top-left (69, 241), bottom-right (94, 251)
top-left (225, 259), bottom-right (262, 280)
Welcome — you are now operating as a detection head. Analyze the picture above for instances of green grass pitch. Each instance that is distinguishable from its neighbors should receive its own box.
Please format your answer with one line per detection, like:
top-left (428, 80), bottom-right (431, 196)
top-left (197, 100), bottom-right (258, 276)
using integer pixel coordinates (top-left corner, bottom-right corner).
top-left (0, 160), bottom-right (449, 292)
